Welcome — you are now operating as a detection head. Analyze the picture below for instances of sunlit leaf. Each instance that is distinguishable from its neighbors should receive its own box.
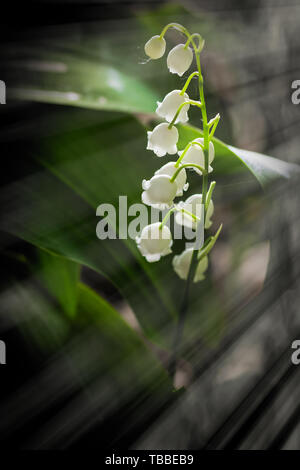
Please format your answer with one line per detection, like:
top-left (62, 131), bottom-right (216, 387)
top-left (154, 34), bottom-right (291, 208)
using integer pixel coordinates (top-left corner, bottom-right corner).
top-left (7, 51), bottom-right (158, 114)
top-left (178, 124), bottom-right (300, 188)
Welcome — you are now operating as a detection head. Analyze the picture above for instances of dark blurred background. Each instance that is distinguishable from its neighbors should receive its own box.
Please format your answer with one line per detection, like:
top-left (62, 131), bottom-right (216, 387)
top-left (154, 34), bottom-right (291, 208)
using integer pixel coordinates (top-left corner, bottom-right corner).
top-left (0, 0), bottom-right (299, 450)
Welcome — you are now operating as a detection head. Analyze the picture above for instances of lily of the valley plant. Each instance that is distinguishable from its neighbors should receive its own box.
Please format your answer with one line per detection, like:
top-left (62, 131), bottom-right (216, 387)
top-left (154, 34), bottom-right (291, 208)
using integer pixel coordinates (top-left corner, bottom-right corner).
top-left (137, 23), bottom-right (222, 377)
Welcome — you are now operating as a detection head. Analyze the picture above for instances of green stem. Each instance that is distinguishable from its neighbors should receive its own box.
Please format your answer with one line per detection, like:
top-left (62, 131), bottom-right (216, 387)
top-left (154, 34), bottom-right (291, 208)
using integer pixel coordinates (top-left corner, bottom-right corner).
top-left (170, 34), bottom-right (210, 382)
top-left (159, 23), bottom-right (188, 39)
top-left (208, 113), bottom-right (220, 127)
top-left (178, 207), bottom-right (201, 222)
top-left (175, 140), bottom-right (204, 168)
top-left (159, 207), bottom-right (177, 230)
top-left (208, 114), bottom-right (220, 140)
top-left (159, 24), bottom-right (202, 54)
top-left (196, 62), bottom-right (209, 222)
top-left (168, 100), bottom-right (202, 129)
top-left (205, 181), bottom-right (216, 212)
top-left (198, 224), bottom-right (223, 261)
top-left (180, 71), bottom-right (200, 95)
top-left (170, 163), bottom-right (207, 183)
top-left (184, 33), bottom-right (204, 52)
top-left (160, 206), bottom-right (200, 231)
top-left (168, 248), bottom-right (197, 378)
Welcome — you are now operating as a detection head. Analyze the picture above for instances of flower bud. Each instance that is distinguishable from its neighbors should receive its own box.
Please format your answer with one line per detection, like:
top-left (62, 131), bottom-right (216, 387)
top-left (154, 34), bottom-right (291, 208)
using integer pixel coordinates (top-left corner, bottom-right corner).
top-left (155, 161), bottom-right (189, 196)
top-left (136, 222), bottom-right (172, 263)
top-left (167, 44), bottom-right (193, 77)
top-left (144, 35), bottom-right (166, 59)
top-left (156, 90), bottom-right (190, 124)
top-left (172, 248), bottom-right (208, 282)
top-left (175, 194), bottom-right (214, 229)
top-left (142, 174), bottom-right (178, 210)
top-left (147, 122), bottom-right (178, 157)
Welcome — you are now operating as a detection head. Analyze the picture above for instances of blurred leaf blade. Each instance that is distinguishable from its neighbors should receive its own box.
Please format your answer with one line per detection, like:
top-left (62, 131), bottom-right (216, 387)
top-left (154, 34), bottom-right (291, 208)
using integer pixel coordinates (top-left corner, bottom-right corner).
top-left (0, 271), bottom-right (175, 444)
top-left (1, 107), bottom-right (298, 349)
top-left (178, 124), bottom-right (300, 188)
top-left (8, 52), bottom-right (158, 114)
top-left (227, 145), bottom-right (300, 187)
top-left (77, 281), bottom-right (172, 387)
top-left (37, 248), bottom-right (80, 318)
top-left (0, 111), bottom-right (179, 346)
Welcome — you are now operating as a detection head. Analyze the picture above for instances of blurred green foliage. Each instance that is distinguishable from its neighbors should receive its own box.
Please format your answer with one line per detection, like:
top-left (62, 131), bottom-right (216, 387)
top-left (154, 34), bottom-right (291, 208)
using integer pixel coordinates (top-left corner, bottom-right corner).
top-left (1, 2), bottom-right (299, 385)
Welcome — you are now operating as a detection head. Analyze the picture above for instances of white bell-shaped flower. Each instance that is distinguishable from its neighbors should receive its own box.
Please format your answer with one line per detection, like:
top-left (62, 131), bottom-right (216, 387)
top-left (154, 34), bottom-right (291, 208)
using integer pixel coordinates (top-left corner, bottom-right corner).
top-left (155, 161), bottom-right (189, 196)
top-left (144, 35), bottom-right (166, 59)
top-left (194, 137), bottom-right (215, 164)
top-left (167, 44), bottom-right (193, 77)
top-left (178, 139), bottom-right (214, 175)
top-left (142, 174), bottom-right (177, 210)
top-left (156, 90), bottom-right (190, 124)
top-left (175, 193), bottom-right (214, 229)
top-left (147, 122), bottom-right (179, 157)
top-left (136, 222), bottom-right (172, 263)
top-left (172, 248), bottom-right (208, 282)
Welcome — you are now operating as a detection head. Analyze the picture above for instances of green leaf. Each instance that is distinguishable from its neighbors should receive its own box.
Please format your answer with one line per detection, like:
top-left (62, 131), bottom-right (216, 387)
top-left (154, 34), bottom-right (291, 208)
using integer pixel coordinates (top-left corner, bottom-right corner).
top-left (227, 145), bottom-right (300, 187)
top-left (2, 268), bottom-right (174, 441)
top-left (5, 250), bottom-right (172, 387)
top-left (2, 1), bottom-right (298, 364)
top-left (37, 248), bottom-right (80, 318)
top-left (1, 109), bottom-right (298, 349)
top-left (178, 124), bottom-right (300, 188)
top-left (75, 282), bottom-right (175, 436)
top-left (4, 279), bottom-right (72, 353)
top-left (7, 50), bottom-right (158, 114)
top-left (1, 111), bottom-right (179, 347)
top-left (3, 4), bottom-right (205, 115)
top-left (77, 282), bottom-right (172, 390)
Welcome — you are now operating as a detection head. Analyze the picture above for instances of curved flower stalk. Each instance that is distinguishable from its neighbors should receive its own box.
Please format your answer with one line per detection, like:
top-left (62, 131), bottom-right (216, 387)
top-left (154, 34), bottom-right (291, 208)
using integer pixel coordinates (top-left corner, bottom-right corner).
top-left (139, 23), bottom-right (222, 378)
top-left (177, 138), bottom-right (215, 175)
top-left (175, 193), bottom-right (214, 229)
top-left (155, 162), bottom-right (189, 196)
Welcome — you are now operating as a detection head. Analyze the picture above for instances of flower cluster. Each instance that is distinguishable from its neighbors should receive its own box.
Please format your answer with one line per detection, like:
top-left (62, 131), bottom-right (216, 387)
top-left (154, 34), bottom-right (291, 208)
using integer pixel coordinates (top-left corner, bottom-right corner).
top-left (136, 24), bottom-right (222, 283)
